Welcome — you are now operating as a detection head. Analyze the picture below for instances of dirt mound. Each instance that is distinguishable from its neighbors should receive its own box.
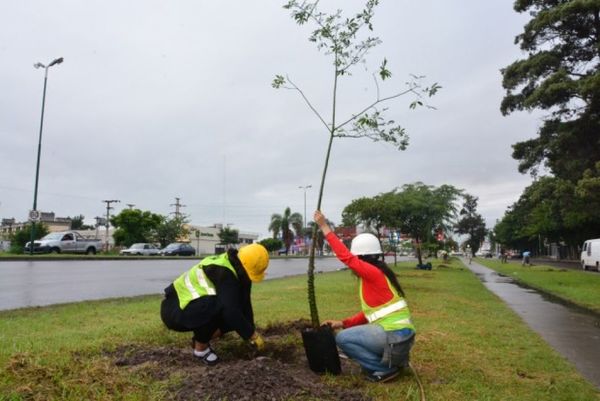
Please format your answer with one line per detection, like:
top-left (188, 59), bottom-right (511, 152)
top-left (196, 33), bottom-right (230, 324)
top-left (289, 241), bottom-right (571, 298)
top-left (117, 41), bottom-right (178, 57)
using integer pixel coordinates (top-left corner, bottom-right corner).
top-left (177, 357), bottom-right (368, 401)
top-left (110, 322), bottom-right (370, 401)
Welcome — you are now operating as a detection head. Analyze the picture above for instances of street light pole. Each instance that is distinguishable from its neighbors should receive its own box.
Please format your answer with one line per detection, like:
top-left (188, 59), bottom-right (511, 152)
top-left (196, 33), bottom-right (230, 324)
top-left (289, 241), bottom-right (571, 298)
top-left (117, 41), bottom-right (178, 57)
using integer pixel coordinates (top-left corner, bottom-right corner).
top-left (298, 185), bottom-right (312, 230)
top-left (29, 57), bottom-right (64, 254)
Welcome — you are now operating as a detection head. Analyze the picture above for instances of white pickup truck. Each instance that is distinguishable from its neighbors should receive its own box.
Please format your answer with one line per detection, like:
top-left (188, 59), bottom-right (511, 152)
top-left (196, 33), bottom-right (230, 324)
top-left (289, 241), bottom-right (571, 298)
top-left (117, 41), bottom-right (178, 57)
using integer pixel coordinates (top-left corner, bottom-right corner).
top-left (25, 231), bottom-right (102, 255)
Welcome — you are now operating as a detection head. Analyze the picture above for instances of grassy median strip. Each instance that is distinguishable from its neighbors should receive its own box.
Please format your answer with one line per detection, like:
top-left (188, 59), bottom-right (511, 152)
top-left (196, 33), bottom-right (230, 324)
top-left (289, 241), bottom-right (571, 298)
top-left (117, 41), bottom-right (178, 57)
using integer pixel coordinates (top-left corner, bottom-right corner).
top-left (475, 258), bottom-right (600, 314)
top-left (0, 259), bottom-right (598, 400)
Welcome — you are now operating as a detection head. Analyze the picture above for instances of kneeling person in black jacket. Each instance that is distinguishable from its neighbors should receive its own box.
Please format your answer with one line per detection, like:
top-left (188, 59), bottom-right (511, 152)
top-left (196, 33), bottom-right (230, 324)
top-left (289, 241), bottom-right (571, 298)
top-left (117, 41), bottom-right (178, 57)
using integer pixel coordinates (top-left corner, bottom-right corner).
top-left (161, 243), bottom-right (269, 365)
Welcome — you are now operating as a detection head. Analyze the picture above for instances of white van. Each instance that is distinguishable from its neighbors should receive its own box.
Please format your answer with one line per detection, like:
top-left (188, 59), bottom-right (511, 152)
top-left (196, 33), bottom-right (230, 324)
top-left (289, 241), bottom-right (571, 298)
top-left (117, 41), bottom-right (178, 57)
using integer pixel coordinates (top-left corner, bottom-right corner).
top-left (581, 239), bottom-right (600, 271)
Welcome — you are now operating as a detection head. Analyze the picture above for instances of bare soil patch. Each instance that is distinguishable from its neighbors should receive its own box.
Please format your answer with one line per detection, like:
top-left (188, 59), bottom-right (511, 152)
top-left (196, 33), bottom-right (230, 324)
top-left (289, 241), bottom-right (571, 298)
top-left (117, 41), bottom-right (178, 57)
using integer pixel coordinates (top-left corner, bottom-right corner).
top-left (110, 320), bottom-right (371, 401)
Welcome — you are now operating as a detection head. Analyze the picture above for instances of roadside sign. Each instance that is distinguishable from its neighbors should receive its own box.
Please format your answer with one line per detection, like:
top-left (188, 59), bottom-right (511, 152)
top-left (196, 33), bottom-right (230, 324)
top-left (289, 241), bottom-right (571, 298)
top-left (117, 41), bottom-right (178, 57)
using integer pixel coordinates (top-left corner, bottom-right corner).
top-left (28, 210), bottom-right (41, 222)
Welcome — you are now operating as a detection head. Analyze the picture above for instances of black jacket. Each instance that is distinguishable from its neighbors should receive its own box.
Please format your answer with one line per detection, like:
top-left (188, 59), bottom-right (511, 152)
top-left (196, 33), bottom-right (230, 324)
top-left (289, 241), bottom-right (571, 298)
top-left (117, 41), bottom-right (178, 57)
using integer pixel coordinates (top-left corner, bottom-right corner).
top-left (163, 249), bottom-right (255, 340)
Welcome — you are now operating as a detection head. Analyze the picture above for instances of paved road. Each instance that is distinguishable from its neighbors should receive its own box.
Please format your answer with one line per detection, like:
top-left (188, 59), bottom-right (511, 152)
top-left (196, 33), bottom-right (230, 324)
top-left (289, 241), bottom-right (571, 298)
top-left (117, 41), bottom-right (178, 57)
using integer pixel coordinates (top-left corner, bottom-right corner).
top-left (0, 257), bottom-right (352, 311)
top-left (466, 258), bottom-right (600, 389)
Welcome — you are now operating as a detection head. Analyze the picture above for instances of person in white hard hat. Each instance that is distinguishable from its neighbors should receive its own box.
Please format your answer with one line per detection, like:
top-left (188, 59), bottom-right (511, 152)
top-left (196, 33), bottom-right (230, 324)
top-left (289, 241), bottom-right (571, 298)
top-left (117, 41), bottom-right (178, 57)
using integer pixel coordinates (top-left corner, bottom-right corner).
top-left (314, 210), bottom-right (415, 383)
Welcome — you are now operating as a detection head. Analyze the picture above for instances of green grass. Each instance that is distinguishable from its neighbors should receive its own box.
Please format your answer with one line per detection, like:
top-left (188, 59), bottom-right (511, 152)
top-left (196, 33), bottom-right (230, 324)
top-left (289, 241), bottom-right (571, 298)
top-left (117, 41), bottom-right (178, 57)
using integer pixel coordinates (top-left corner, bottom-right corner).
top-left (0, 259), bottom-right (598, 400)
top-left (476, 258), bottom-right (600, 314)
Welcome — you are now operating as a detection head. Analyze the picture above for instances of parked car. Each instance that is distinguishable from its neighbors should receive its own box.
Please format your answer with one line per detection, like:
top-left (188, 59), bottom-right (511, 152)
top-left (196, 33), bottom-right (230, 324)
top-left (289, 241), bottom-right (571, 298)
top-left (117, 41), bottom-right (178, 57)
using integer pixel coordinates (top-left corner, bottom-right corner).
top-left (120, 243), bottom-right (160, 256)
top-left (24, 231), bottom-right (101, 254)
top-left (581, 238), bottom-right (600, 271)
top-left (160, 243), bottom-right (196, 256)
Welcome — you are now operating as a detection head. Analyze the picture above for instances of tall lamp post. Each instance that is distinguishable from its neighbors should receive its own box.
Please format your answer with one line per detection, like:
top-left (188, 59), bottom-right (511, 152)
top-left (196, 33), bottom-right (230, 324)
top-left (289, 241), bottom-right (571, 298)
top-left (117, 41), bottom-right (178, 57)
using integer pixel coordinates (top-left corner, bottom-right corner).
top-left (29, 57), bottom-right (64, 254)
top-left (298, 184), bottom-right (312, 230)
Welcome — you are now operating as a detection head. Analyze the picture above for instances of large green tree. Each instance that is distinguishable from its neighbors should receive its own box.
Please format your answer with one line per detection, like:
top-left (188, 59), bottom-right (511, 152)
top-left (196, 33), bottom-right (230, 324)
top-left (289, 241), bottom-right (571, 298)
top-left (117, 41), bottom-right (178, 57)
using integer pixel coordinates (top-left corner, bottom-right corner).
top-left (110, 209), bottom-right (163, 247)
top-left (269, 207), bottom-right (303, 254)
top-left (385, 183), bottom-right (461, 266)
top-left (501, 0), bottom-right (600, 181)
top-left (343, 183), bottom-right (461, 266)
top-left (341, 193), bottom-right (395, 239)
top-left (274, 0), bottom-right (439, 327)
top-left (454, 194), bottom-right (487, 255)
top-left (494, 175), bottom-right (597, 256)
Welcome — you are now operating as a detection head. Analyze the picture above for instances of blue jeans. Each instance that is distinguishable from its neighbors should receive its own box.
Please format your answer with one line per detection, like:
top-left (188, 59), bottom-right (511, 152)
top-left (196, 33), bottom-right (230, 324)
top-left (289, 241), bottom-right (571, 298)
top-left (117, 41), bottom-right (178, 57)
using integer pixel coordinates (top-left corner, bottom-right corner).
top-left (336, 324), bottom-right (412, 374)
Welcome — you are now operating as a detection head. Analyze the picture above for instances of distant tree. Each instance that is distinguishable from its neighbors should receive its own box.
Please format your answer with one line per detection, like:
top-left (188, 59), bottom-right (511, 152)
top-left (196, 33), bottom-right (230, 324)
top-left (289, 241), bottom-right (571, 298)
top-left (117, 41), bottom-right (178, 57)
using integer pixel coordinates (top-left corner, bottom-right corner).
top-left (268, 207), bottom-right (303, 254)
top-left (494, 175), bottom-right (597, 256)
top-left (501, 1), bottom-right (600, 181)
top-left (69, 215), bottom-right (93, 230)
top-left (385, 183), bottom-right (461, 266)
top-left (307, 219), bottom-right (335, 255)
top-left (156, 216), bottom-right (189, 248)
top-left (9, 223), bottom-right (49, 253)
top-left (274, 0), bottom-right (440, 327)
top-left (259, 238), bottom-right (284, 253)
top-left (110, 209), bottom-right (163, 247)
top-left (218, 227), bottom-right (240, 249)
top-left (454, 194), bottom-right (487, 255)
top-left (341, 193), bottom-right (395, 238)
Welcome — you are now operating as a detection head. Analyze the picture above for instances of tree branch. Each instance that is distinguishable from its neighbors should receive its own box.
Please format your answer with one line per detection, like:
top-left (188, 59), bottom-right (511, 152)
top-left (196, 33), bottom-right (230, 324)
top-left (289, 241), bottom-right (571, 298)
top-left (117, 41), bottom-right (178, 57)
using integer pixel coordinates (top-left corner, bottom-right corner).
top-left (336, 84), bottom-right (420, 130)
top-left (285, 75), bottom-right (331, 131)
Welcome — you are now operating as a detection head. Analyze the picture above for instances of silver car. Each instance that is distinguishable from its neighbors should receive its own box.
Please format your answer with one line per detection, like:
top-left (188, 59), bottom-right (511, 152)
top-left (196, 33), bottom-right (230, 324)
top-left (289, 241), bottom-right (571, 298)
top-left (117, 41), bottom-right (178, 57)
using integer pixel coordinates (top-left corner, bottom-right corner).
top-left (120, 243), bottom-right (160, 256)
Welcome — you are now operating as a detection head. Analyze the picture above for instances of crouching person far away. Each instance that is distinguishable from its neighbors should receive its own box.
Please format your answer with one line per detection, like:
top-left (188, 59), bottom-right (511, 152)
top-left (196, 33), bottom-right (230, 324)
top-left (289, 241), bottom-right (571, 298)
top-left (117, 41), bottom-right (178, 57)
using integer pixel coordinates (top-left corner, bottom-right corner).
top-left (314, 210), bottom-right (415, 383)
top-left (160, 243), bottom-right (269, 365)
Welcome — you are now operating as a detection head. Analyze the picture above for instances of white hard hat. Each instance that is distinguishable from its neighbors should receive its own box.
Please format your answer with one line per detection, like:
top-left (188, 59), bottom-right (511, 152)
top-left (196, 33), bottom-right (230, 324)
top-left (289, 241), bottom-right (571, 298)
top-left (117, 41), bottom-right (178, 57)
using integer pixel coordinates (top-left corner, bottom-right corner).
top-left (350, 233), bottom-right (382, 255)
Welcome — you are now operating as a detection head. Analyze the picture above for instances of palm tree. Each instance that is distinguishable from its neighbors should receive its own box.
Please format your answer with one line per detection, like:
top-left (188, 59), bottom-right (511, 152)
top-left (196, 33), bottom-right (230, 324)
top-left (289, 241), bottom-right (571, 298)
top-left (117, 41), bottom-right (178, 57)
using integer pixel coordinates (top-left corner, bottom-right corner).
top-left (269, 207), bottom-right (303, 254)
top-left (307, 219), bottom-right (335, 255)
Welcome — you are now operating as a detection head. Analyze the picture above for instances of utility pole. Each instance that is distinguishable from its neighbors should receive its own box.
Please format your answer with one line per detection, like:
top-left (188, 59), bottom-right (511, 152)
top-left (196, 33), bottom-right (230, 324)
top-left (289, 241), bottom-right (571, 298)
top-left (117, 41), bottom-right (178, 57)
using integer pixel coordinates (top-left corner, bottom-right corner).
top-left (170, 197), bottom-right (186, 219)
top-left (102, 200), bottom-right (120, 252)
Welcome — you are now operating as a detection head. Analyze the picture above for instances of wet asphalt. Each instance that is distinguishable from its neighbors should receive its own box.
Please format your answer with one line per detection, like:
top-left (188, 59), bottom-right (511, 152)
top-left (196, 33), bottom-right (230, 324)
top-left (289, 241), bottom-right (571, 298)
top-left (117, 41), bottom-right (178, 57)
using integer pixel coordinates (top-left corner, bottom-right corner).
top-left (466, 258), bottom-right (600, 389)
top-left (0, 257), bottom-right (349, 311)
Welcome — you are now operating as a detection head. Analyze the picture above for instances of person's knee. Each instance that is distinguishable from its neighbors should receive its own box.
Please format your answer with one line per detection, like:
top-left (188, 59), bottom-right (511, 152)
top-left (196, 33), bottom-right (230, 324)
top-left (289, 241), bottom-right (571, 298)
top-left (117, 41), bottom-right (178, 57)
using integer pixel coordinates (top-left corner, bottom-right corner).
top-left (335, 329), bottom-right (350, 347)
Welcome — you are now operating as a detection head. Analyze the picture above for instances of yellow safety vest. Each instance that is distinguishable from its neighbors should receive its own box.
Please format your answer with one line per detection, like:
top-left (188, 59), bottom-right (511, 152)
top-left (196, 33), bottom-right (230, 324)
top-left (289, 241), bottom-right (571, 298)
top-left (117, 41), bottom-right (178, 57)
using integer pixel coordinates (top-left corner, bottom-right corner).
top-left (359, 276), bottom-right (415, 332)
top-left (173, 253), bottom-right (238, 310)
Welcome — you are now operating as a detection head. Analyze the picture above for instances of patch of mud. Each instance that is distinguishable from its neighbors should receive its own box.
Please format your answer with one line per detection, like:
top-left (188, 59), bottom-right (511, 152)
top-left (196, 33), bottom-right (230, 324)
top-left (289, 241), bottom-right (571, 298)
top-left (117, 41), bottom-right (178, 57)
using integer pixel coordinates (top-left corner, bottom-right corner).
top-left (109, 321), bottom-right (370, 401)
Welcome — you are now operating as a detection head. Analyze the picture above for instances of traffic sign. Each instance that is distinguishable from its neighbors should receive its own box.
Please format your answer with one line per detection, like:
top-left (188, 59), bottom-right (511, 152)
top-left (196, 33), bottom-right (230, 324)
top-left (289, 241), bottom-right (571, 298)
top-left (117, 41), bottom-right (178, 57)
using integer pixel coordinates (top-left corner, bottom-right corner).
top-left (29, 210), bottom-right (41, 222)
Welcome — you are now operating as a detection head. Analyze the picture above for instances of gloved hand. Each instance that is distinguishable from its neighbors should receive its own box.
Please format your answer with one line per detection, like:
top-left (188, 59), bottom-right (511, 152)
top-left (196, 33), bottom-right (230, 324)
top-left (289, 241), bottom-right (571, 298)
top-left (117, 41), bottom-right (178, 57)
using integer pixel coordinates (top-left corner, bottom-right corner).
top-left (250, 333), bottom-right (265, 351)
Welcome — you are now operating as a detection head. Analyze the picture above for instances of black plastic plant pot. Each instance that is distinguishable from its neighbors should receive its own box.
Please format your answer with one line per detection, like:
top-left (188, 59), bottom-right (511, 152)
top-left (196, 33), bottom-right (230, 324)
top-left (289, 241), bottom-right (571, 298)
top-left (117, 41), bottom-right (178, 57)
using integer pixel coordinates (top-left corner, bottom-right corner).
top-left (301, 325), bottom-right (341, 375)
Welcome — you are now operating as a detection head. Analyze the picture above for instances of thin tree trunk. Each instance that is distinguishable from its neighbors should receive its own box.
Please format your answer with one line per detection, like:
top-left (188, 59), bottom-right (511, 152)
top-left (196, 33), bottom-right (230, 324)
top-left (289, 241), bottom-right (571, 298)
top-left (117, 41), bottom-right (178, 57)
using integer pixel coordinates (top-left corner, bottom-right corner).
top-left (307, 54), bottom-right (339, 328)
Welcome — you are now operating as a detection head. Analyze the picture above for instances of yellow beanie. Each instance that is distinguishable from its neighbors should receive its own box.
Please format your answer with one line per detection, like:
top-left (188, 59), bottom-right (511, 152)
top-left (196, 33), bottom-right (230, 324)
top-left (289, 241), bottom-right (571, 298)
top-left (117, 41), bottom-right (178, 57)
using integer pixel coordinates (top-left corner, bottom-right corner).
top-left (238, 244), bottom-right (269, 282)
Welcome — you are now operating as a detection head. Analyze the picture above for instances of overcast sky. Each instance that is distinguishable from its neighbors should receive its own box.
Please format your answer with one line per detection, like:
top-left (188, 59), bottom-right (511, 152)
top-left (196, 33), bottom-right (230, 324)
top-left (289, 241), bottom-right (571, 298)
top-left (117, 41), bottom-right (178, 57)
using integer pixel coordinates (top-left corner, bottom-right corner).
top-left (0, 1), bottom-right (541, 240)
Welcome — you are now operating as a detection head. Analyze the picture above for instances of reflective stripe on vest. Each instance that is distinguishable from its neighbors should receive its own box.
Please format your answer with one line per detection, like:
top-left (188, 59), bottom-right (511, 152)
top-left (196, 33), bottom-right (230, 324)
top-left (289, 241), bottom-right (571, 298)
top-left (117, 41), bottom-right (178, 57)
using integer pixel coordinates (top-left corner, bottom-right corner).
top-left (173, 253), bottom-right (237, 310)
top-left (365, 299), bottom-right (407, 323)
top-left (359, 275), bottom-right (415, 332)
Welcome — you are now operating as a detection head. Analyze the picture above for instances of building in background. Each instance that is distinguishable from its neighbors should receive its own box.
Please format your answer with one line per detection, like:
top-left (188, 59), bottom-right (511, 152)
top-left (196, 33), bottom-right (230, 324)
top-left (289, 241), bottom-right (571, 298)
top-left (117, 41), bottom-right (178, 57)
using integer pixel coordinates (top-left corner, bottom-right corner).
top-left (186, 224), bottom-right (258, 255)
top-left (0, 212), bottom-right (71, 239)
